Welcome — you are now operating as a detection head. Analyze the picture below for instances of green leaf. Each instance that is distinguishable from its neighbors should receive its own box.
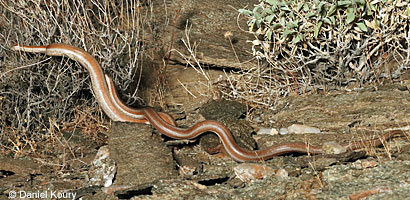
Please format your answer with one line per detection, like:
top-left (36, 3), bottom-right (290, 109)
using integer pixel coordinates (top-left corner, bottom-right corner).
top-left (297, 3), bottom-right (304, 12)
top-left (369, 3), bottom-right (376, 11)
top-left (262, 8), bottom-right (274, 15)
top-left (238, 9), bottom-right (252, 16)
top-left (328, 5), bottom-right (337, 16)
top-left (277, 1), bottom-right (286, 7)
top-left (346, 14), bottom-right (355, 24)
top-left (356, 0), bottom-right (365, 5)
top-left (271, 23), bottom-right (282, 29)
top-left (314, 21), bottom-right (322, 38)
top-left (266, 15), bottom-right (275, 23)
top-left (256, 19), bottom-right (262, 27)
top-left (338, 0), bottom-right (352, 6)
top-left (286, 21), bottom-right (298, 29)
top-left (253, 6), bottom-right (262, 19)
top-left (376, 19), bottom-right (381, 28)
top-left (346, 8), bottom-right (355, 24)
top-left (253, 6), bottom-right (261, 13)
top-left (282, 28), bottom-right (295, 37)
top-left (356, 22), bottom-right (368, 32)
top-left (366, 3), bottom-right (373, 15)
top-left (293, 34), bottom-right (303, 44)
top-left (254, 10), bottom-right (262, 20)
top-left (303, 3), bottom-right (309, 12)
top-left (266, 0), bottom-right (277, 6)
top-left (306, 12), bottom-right (315, 18)
top-left (323, 17), bottom-right (331, 24)
top-left (280, 17), bottom-right (286, 25)
top-left (279, 11), bottom-right (285, 17)
top-left (280, 6), bottom-right (291, 12)
top-left (357, 2), bottom-right (365, 12)
top-left (289, 11), bottom-right (295, 19)
top-left (330, 16), bottom-right (336, 24)
top-left (318, 2), bottom-right (326, 13)
top-left (266, 30), bottom-right (273, 40)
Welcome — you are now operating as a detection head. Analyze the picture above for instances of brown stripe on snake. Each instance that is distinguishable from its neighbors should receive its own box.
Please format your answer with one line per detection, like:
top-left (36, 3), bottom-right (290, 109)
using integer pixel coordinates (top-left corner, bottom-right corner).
top-left (12, 43), bottom-right (409, 162)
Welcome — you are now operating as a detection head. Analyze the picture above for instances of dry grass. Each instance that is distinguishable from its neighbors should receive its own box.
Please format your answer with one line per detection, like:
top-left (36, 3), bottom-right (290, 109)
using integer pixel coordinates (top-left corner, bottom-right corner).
top-left (353, 125), bottom-right (410, 160)
top-left (0, 0), bottom-right (165, 160)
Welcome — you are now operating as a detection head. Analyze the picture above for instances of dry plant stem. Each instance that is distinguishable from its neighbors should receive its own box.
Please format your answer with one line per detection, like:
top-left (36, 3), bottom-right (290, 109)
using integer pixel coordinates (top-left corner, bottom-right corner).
top-left (177, 79), bottom-right (197, 98)
top-left (1, 1), bottom-right (162, 157)
top-left (11, 44), bottom-right (176, 125)
top-left (345, 130), bottom-right (406, 151)
top-left (0, 57), bottom-right (52, 78)
top-left (174, 25), bottom-right (211, 82)
top-left (12, 43), bottom-right (409, 162)
top-left (308, 161), bottom-right (324, 188)
top-left (151, 1), bottom-right (182, 106)
top-left (225, 33), bottom-right (242, 69)
top-left (171, 25), bottom-right (214, 95)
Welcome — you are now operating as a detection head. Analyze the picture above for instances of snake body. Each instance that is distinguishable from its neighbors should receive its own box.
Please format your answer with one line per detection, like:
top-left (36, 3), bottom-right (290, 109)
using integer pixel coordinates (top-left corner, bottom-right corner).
top-left (12, 43), bottom-right (407, 162)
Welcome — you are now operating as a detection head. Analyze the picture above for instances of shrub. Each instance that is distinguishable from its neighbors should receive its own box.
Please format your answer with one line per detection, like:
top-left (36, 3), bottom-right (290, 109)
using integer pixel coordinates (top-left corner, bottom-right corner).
top-left (228, 0), bottom-right (410, 106)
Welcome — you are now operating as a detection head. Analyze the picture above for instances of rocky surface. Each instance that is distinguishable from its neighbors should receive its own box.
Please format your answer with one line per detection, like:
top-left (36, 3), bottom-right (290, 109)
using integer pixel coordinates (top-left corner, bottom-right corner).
top-left (153, 0), bottom-right (259, 70)
top-left (109, 122), bottom-right (178, 187)
top-left (1, 82), bottom-right (409, 199)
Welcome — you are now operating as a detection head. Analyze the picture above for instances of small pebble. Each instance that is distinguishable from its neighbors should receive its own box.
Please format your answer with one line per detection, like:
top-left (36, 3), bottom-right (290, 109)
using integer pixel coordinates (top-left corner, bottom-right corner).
top-left (275, 168), bottom-right (288, 178)
top-left (179, 165), bottom-right (197, 178)
top-left (256, 128), bottom-right (279, 135)
top-left (279, 128), bottom-right (289, 135)
top-left (397, 85), bottom-right (408, 91)
top-left (287, 124), bottom-right (321, 134)
top-left (322, 142), bottom-right (346, 154)
top-left (352, 160), bottom-right (379, 169)
top-left (349, 186), bottom-right (392, 200)
top-left (361, 160), bottom-right (378, 168)
top-left (233, 163), bottom-right (276, 183)
top-left (88, 146), bottom-right (117, 187)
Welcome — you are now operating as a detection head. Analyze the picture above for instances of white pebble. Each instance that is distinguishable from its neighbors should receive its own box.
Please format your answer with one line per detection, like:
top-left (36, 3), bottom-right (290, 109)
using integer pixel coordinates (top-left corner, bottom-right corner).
top-left (322, 142), bottom-right (346, 154)
top-left (257, 128), bottom-right (276, 135)
top-left (287, 124), bottom-right (321, 134)
top-left (279, 128), bottom-right (289, 135)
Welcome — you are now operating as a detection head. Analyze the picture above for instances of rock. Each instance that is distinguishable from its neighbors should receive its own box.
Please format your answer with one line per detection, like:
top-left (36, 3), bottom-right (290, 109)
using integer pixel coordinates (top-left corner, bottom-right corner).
top-left (287, 124), bottom-right (321, 134)
top-left (352, 160), bottom-right (379, 169)
top-left (257, 128), bottom-right (279, 135)
top-left (275, 168), bottom-right (289, 178)
top-left (233, 163), bottom-right (276, 183)
top-left (279, 128), bottom-right (289, 135)
top-left (199, 99), bottom-right (257, 151)
top-left (155, 0), bottom-right (259, 70)
top-left (109, 122), bottom-right (177, 187)
top-left (348, 186), bottom-right (392, 200)
top-left (322, 142), bottom-right (347, 154)
top-left (87, 146), bottom-right (116, 187)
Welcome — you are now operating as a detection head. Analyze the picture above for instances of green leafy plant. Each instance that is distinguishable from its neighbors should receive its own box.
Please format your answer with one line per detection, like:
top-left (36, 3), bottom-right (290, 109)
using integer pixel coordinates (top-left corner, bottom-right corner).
top-left (231, 0), bottom-right (409, 107)
top-left (240, 0), bottom-right (408, 46)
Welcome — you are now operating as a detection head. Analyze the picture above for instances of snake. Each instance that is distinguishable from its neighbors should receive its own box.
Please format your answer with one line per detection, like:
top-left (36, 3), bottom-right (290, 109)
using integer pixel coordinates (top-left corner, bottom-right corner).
top-left (11, 43), bottom-right (408, 162)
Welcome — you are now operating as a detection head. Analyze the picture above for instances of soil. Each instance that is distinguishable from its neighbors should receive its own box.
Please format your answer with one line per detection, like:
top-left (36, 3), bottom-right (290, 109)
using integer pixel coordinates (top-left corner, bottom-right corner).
top-left (1, 0), bottom-right (410, 200)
